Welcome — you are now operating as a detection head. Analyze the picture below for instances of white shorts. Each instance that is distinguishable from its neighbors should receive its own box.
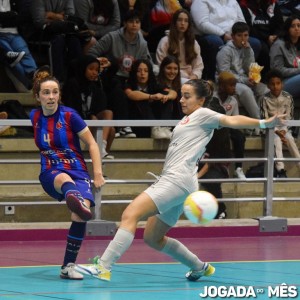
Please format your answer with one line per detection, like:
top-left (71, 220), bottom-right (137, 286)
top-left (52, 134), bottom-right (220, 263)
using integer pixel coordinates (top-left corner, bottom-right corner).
top-left (144, 175), bottom-right (197, 227)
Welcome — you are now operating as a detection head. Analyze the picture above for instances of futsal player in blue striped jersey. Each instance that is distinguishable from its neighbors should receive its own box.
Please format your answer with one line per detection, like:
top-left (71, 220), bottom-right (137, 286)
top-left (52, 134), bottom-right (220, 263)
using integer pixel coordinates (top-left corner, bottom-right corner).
top-left (30, 70), bottom-right (105, 280)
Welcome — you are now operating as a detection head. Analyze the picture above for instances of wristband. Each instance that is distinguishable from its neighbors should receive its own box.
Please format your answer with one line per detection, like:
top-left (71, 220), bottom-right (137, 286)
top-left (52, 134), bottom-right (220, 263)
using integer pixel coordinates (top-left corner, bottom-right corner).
top-left (259, 120), bottom-right (266, 129)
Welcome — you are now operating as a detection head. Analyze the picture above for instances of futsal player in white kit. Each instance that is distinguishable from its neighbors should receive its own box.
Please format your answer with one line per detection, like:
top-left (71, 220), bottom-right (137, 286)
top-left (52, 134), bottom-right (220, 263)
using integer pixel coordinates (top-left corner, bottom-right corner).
top-left (76, 79), bottom-right (285, 282)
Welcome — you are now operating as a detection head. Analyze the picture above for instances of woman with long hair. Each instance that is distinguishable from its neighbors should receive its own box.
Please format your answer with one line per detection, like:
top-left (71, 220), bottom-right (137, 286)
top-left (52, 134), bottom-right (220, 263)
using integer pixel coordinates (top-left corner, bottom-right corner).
top-left (270, 15), bottom-right (300, 100)
top-left (156, 9), bottom-right (204, 84)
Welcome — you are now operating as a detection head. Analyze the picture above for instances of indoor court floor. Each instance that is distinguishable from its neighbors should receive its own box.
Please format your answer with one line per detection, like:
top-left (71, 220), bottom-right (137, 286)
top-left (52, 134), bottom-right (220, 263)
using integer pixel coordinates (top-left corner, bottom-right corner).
top-left (1, 234), bottom-right (300, 300)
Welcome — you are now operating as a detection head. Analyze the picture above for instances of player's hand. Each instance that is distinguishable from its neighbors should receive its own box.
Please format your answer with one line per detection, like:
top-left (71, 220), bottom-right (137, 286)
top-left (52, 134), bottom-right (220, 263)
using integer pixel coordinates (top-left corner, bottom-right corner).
top-left (93, 173), bottom-right (106, 190)
top-left (264, 114), bottom-right (287, 128)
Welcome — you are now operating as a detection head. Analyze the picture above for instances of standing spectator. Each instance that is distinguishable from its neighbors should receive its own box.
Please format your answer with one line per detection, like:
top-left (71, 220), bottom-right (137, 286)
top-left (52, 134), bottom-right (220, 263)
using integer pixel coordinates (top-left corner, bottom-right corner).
top-left (30, 0), bottom-right (91, 82)
top-left (30, 70), bottom-right (105, 280)
top-left (261, 69), bottom-right (300, 178)
top-left (73, 0), bottom-right (120, 39)
top-left (63, 55), bottom-right (115, 159)
top-left (88, 10), bottom-right (153, 138)
top-left (269, 15), bottom-right (300, 101)
top-left (125, 59), bottom-right (177, 138)
top-left (157, 55), bottom-right (182, 118)
top-left (216, 71), bottom-right (247, 179)
top-left (239, 0), bottom-right (284, 79)
top-left (191, 0), bottom-right (261, 80)
top-left (156, 9), bottom-right (204, 84)
top-left (0, 0), bottom-right (37, 91)
top-left (216, 22), bottom-right (268, 123)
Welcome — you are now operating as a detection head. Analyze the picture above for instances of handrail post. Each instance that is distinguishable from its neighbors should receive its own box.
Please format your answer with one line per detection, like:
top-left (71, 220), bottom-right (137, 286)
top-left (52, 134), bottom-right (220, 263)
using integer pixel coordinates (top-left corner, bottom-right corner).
top-left (264, 128), bottom-right (275, 216)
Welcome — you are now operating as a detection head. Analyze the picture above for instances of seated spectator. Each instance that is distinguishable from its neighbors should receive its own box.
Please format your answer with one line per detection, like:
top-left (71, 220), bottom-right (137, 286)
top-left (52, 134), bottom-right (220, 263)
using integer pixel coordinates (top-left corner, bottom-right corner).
top-left (269, 15), bottom-right (300, 101)
top-left (118, 0), bottom-right (150, 38)
top-left (30, 0), bottom-right (94, 82)
top-left (125, 59), bottom-right (177, 139)
top-left (74, 0), bottom-right (120, 39)
top-left (157, 55), bottom-right (182, 118)
top-left (215, 71), bottom-right (247, 179)
top-left (239, 0), bottom-right (284, 79)
top-left (146, 0), bottom-right (182, 53)
top-left (0, 46), bottom-right (25, 68)
top-left (88, 10), bottom-right (154, 138)
top-left (0, 1), bottom-right (37, 91)
top-left (156, 9), bottom-right (204, 84)
top-left (191, 0), bottom-right (261, 80)
top-left (261, 69), bottom-right (300, 178)
top-left (216, 22), bottom-right (268, 125)
top-left (63, 55), bottom-right (115, 159)
top-left (198, 95), bottom-right (231, 219)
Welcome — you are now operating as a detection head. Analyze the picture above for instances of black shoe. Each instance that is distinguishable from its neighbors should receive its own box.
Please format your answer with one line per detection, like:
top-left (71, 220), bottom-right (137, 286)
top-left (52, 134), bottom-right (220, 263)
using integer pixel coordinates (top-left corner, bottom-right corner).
top-left (6, 51), bottom-right (25, 67)
top-left (276, 169), bottom-right (287, 178)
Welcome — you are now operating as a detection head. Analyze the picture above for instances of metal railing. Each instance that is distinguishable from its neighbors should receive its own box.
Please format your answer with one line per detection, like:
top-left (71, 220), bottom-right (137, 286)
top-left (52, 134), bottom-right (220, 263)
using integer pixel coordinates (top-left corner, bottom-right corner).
top-left (1, 119), bottom-right (300, 220)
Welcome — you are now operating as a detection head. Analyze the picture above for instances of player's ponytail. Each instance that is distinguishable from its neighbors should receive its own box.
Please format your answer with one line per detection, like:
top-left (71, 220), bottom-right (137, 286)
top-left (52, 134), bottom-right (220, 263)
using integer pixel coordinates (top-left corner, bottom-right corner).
top-left (184, 79), bottom-right (213, 100)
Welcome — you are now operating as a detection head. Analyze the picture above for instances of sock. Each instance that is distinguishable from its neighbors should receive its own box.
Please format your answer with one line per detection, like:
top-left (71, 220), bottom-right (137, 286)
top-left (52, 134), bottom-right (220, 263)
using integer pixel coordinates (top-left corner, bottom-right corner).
top-left (61, 182), bottom-right (78, 199)
top-left (62, 221), bottom-right (86, 267)
top-left (161, 237), bottom-right (204, 271)
top-left (100, 228), bottom-right (134, 270)
top-left (102, 140), bottom-right (108, 157)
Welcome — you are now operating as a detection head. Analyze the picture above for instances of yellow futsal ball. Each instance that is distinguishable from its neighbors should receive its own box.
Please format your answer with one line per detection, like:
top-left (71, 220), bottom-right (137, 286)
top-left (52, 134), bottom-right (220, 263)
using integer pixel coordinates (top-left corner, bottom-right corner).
top-left (183, 191), bottom-right (218, 224)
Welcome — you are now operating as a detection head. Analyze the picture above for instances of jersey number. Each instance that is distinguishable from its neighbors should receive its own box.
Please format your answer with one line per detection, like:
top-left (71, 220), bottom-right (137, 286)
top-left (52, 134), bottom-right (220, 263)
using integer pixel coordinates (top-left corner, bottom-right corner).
top-left (44, 133), bottom-right (51, 146)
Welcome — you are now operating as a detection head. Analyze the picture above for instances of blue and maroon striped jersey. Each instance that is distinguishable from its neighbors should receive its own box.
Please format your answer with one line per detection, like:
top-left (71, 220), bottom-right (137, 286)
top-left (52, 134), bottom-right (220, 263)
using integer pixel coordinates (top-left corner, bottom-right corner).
top-left (30, 106), bottom-right (88, 173)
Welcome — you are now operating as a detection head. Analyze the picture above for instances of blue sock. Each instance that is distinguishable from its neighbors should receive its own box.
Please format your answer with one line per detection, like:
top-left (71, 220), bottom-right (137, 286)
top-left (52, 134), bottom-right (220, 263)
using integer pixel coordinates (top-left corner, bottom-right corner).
top-left (61, 182), bottom-right (78, 199)
top-left (63, 221), bottom-right (86, 267)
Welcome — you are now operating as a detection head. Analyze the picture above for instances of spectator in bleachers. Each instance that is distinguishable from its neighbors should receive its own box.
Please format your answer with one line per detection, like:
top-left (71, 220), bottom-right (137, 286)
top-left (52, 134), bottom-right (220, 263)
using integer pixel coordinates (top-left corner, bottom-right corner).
top-left (125, 59), bottom-right (177, 139)
top-left (88, 10), bottom-right (154, 138)
top-left (215, 71), bottom-right (247, 179)
top-left (269, 15), bottom-right (300, 101)
top-left (30, 0), bottom-right (93, 82)
top-left (157, 55), bottom-right (183, 118)
top-left (190, 0), bottom-right (261, 80)
top-left (62, 55), bottom-right (115, 159)
top-left (156, 9), bottom-right (204, 84)
top-left (146, 0), bottom-right (182, 53)
top-left (0, 0), bottom-right (37, 91)
top-left (216, 22), bottom-right (268, 125)
top-left (73, 0), bottom-right (120, 40)
top-left (118, 0), bottom-right (150, 38)
top-left (0, 46), bottom-right (25, 68)
top-left (239, 0), bottom-right (284, 80)
top-left (261, 69), bottom-right (300, 178)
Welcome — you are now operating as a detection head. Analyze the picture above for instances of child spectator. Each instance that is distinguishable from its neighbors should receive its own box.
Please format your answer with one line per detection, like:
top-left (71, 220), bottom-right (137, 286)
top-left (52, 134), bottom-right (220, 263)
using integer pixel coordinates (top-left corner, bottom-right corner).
top-left (156, 9), bottom-right (204, 84)
top-left (63, 55), bottom-right (115, 159)
top-left (157, 55), bottom-right (182, 119)
top-left (216, 22), bottom-right (268, 124)
top-left (125, 59), bottom-right (177, 139)
top-left (261, 69), bottom-right (300, 178)
top-left (88, 10), bottom-right (154, 138)
top-left (73, 0), bottom-right (120, 39)
top-left (216, 71), bottom-right (247, 179)
top-left (269, 16), bottom-right (300, 101)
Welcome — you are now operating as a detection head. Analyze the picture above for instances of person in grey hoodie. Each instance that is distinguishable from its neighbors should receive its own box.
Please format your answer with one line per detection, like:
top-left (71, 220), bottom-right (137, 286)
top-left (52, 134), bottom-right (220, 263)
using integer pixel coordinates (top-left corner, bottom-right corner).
top-left (270, 15), bottom-right (300, 101)
top-left (88, 10), bottom-right (153, 138)
top-left (216, 22), bottom-right (268, 124)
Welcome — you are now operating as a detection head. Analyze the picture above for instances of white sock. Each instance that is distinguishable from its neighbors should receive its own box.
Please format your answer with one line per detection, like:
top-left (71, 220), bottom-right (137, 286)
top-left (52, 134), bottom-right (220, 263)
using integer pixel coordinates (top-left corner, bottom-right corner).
top-left (100, 228), bottom-right (134, 270)
top-left (101, 140), bottom-right (108, 158)
top-left (161, 237), bottom-right (204, 270)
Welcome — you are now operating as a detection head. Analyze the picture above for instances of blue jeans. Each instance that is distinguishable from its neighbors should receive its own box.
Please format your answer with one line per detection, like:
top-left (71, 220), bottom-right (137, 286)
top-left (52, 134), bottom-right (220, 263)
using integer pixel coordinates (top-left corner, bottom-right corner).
top-left (284, 74), bottom-right (300, 100)
top-left (196, 34), bottom-right (261, 80)
top-left (0, 33), bottom-right (37, 89)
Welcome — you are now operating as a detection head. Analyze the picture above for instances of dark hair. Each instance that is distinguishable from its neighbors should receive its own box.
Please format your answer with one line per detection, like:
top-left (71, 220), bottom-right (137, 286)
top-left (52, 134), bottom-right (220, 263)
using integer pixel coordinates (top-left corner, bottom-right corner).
top-left (265, 69), bottom-right (283, 83)
top-left (279, 15), bottom-right (300, 50)
top-left (123, 10), bottom-right (141, 22)
top-left (92, 0), bottom-right (114, 19)
top-left (128, 59), bottom-right (157, 91)
top-left (184, 79), bottom-right (212, 99)
top-left (168, 9), bottom-right (197, 64)
top-left (232, 22), bottom-right (249, 34)
top-left (157, 55), bottom-right (181, 92)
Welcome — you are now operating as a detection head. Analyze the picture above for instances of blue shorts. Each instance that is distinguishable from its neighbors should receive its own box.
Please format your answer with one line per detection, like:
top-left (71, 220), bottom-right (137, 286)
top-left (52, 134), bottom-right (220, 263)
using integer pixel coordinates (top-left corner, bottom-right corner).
top-left (39, 169), bottom-right (95, 207)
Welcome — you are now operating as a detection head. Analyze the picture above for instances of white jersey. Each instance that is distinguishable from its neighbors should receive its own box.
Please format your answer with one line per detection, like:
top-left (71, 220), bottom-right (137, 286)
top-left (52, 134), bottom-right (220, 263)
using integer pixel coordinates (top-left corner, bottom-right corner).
top-left (161, 107), bottom-right (222, 191)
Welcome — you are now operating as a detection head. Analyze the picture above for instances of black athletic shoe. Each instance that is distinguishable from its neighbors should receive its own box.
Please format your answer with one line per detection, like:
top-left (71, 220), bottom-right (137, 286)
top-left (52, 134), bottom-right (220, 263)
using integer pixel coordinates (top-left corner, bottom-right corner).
top-left (6, 51), bottom-right (25, 67)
